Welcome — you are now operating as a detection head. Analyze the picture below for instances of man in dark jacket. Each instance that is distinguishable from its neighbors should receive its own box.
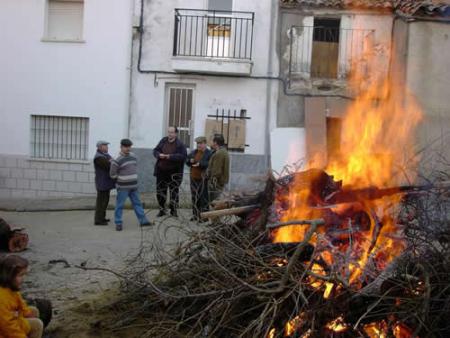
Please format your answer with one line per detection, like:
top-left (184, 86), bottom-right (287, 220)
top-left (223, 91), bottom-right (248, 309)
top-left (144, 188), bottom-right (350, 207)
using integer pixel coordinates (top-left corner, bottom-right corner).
top-left (93, 140), bottom-right (116, 225)
top-left (186, 136), bottom-right (211, 221)
top-left (153, 127), bottom-right (187, 217)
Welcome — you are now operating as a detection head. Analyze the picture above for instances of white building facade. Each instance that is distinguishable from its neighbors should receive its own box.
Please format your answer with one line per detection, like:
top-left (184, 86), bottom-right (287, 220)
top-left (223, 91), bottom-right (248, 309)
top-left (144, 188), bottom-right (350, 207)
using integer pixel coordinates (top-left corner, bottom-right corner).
top-left (128, 0), bottom-right (281, 192)
top-left (0, 0), bottom-right (134, 198)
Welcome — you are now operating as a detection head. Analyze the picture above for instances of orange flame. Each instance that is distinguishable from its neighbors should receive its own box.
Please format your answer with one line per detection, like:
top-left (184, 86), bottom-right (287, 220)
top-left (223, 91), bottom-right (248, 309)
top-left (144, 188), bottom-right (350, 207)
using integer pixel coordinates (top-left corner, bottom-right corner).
top-left (272, 45), bottom-right (422, 289)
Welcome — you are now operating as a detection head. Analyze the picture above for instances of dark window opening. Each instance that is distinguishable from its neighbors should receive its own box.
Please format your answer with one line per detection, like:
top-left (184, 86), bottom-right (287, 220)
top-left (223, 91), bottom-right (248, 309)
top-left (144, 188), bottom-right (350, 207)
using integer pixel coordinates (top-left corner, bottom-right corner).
top-left (311, 18), bottom-right (340, 78)
top-left (326, 117), bottom-right (342, 162)
top-left (313, 18), bottom-right (340, 42)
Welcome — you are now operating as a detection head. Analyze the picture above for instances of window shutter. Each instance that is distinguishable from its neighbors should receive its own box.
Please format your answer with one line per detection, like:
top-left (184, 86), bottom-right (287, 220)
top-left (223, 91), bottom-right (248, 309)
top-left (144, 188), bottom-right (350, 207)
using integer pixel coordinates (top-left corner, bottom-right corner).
top-left (47, 1), bottom-right (83, 40)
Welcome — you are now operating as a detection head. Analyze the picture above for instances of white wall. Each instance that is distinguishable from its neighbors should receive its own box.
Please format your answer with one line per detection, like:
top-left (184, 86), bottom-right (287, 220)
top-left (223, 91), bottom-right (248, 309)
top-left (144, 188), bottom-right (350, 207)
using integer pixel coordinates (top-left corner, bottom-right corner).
top-left (405, 21), bottom-right (450, 156)
top-left (0, 0), bottom-right (133, 157)
top-left (130, 0), bottom-right (279, 155)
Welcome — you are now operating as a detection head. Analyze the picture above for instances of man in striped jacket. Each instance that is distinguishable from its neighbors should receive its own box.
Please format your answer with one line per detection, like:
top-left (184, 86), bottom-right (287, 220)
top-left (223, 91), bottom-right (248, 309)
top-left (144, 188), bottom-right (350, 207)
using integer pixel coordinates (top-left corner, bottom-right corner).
top-left (110, 138), bottom-right (152, 231)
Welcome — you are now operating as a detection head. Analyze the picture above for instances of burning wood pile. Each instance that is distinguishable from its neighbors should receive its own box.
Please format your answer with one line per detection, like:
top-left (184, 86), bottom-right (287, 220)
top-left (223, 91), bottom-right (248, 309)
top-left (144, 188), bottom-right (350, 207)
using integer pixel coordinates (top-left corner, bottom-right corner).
top-left (98, 54), bottom-right (450, 337)
top-left (97, 166), bottom-right (450, 338)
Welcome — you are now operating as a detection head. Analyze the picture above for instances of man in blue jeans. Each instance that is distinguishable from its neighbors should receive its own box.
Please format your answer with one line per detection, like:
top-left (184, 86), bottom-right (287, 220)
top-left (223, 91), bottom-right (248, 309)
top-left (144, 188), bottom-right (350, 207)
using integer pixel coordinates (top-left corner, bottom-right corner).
top-left (110, 138), bottom-right (152, 231)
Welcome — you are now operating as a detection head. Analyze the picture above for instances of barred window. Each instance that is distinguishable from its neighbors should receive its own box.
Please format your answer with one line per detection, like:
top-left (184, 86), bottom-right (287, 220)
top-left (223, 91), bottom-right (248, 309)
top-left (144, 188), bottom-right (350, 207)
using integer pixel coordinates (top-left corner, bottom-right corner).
top-left (31, 115), bottom-right (89, 160)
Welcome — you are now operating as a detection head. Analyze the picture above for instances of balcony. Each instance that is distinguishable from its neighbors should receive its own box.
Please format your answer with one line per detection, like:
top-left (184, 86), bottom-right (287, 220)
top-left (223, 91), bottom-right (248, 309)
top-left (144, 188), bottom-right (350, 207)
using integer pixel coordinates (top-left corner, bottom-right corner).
top-left (288, 25), bottom-right (376, 90)
top-left (172, 9), bottom-right (254, 75)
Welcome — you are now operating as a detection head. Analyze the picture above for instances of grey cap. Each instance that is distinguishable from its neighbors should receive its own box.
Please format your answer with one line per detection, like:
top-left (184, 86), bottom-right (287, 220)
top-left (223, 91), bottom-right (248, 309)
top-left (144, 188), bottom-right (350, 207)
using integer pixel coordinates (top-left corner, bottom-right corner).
top-left (96, 140), bottom-right (109, 147)
top-left (195, 136), bottom-right (207, 143)
top-left (120, 138), bottom-right (133, 147)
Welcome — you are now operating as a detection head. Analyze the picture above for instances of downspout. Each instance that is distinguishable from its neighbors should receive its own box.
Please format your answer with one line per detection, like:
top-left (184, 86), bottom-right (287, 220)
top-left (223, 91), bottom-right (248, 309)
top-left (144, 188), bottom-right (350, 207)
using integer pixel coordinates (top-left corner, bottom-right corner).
top-left (264, 0), bottom-right (277, 169)
top-left (389, 12), bottom-right (411, 112)
top-left (126, 2), bottom-right (134, 138)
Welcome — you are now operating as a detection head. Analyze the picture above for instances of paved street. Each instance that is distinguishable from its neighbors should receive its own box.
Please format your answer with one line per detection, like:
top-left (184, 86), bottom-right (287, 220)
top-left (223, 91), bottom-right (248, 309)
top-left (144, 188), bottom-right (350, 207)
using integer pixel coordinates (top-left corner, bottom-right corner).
top-left (0, 207), bottom-right (195, 337)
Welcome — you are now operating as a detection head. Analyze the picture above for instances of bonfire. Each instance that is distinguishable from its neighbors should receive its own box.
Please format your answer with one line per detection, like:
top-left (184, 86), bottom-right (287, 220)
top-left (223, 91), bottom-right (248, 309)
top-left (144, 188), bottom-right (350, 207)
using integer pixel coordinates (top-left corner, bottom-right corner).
top-left (91, 42), bottom-right (450, 338)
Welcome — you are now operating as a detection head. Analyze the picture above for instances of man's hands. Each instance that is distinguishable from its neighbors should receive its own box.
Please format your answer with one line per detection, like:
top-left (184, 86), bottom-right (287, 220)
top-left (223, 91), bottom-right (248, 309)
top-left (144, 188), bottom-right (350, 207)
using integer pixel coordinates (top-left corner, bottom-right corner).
top-left (159, 154), bottom-right (170, 159)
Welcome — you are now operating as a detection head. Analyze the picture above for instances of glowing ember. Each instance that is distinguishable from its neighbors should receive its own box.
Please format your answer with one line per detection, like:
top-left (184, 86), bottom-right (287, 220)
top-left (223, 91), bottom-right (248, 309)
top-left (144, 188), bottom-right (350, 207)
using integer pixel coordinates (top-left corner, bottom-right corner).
top-left (268, 328), bottom-right (276, 338)
top-left (363, 321), bottom-right (389, 338)
top-left (325, 316), bottom-right (349, 333)
top-left (323, 282), bottom-right (334, 299)
top-left (273, 258), bottom-right (289, 267)
top-left (284, 313), bottom-right (305, 336)
top-left (393, 322), bottom-right (414, 338)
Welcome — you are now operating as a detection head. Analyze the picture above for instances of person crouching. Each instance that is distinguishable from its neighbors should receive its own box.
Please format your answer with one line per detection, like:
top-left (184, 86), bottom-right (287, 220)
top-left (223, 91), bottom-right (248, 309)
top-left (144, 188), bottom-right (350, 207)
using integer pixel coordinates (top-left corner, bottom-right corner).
top-left (0, 255), bottom-right (44, 338)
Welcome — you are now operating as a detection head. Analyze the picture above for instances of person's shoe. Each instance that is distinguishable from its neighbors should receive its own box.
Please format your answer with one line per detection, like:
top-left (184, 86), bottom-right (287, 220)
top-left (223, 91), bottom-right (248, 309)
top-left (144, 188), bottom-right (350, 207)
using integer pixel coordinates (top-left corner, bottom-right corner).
top-left (140, 221), bottom-right (154, 227)
top-left (170, 210), bottom-right (178, 217)
top-left (190, 216), bottom-right (198, 221)
top-left (103, 218), bottom-right (110, 222)
top-left (115, 224), bottom-right (123, 231)
top-left (94, 221), bottom-right (109, 226)
top-left (156, 210), bottom-right (166, 217)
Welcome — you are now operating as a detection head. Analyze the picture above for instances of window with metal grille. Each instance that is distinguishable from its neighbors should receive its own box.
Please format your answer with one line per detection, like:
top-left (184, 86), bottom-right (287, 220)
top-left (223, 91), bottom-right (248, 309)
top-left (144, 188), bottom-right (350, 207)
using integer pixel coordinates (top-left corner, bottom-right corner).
top-left (167, 87), bottom-right (194, 148)
top-left (46, 0), bottom-right (84, 41)
top-left (31, 115), bottom-right (89, 160)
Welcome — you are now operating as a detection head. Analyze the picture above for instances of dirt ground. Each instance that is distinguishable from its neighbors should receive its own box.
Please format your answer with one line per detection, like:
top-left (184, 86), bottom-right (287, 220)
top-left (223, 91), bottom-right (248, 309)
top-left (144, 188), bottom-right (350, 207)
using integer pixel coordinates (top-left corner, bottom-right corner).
top-left (0, 208), bottom-right (193, 337)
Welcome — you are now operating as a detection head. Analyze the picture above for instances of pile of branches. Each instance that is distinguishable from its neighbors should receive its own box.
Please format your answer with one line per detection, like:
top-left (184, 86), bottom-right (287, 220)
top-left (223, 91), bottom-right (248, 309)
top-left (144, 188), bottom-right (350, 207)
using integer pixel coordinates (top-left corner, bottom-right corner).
top-left (96, 172), bottom-right (450, 338)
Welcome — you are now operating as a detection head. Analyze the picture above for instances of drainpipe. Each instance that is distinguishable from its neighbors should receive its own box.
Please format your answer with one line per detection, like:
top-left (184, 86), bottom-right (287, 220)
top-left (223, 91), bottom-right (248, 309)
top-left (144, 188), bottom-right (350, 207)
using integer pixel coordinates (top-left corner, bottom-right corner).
top-left (264, 0), bottom-right (277, 170)
top-left (389, 14), bottom-right (410, 113)
top-left (126, 8), bottom-right (134, 139)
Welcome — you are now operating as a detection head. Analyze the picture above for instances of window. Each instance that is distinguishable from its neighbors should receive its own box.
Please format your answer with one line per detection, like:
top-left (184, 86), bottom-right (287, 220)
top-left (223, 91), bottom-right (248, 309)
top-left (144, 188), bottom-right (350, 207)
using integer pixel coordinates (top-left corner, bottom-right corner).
top-left (167, 87), bottom-right (194, 148)
top-left (311, 18), bottom-right (340, 78)
top-left (208, 0), bottom-right (232, 12)
top-left (206, 0), bottom-right (233, 57)
top-left (46, 0), bottom-right (84, 41)
top-left (31, 115), bottom-right (89, 161)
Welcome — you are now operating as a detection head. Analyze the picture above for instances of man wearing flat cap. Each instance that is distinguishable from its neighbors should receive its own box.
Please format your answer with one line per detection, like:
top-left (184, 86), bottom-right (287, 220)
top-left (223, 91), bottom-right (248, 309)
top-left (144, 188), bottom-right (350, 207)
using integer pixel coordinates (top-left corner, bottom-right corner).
top-left (186, 136), bottom-right (211, 221)
top-left (93, 140), bottom-right (115, 225)
top-left (110, 138), bottom-right (152, 231)
top-left (153, 126), bottom-right (187, 217)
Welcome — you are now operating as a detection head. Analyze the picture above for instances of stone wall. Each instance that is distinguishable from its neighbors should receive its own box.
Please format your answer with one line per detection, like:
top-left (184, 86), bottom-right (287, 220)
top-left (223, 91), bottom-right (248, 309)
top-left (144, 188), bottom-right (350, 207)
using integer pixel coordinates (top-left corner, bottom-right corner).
top-left (0, 151), bottom-right (268, 199)
top-left (0, 155), bottom-right (96, 198)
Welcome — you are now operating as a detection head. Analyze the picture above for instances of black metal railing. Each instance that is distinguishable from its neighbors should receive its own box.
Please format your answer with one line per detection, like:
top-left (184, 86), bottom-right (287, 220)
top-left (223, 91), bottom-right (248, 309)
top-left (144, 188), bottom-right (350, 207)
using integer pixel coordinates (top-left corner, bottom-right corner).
top-left (289, 26), bottom-right (375, 80)
top-left (173, 9), bottom-right (254, 60)
top-left (207, 108), bottom-right (250, 152)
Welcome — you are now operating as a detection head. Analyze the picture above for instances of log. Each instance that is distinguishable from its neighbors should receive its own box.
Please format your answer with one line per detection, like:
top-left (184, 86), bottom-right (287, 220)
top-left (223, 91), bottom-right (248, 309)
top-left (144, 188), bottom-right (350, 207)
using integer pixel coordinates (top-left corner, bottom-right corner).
top-left (211, 193), bottom-right (263, 210)
top-left (200, 205), bottom-right (260, 219)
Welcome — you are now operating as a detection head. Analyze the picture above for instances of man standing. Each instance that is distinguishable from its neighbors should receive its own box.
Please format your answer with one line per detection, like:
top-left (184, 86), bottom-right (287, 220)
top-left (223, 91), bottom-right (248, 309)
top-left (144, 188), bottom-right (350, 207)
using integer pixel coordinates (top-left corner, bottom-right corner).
top-left (207, 134), bottom-right (230, 202)
top-left (93, 140), bottom-right (115, 225)
top-left (110, 138), bottom-right (151, 231)
top-left (153, 127), bottom-right (187, 217)
top-left (186, 136), bottom-right (211, 221)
